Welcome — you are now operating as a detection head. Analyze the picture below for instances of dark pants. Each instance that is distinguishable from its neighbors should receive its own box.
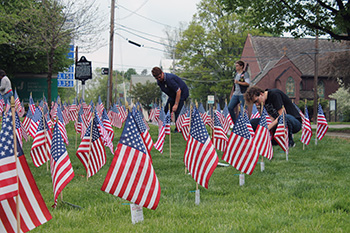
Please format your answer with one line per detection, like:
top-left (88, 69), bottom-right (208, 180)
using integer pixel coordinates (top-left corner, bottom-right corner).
top-left (228, 94), bottom-right (244, 123)
top-left (164, 98), bottom-right (185, 125)
top-left (250, 114), bottom-right (302, 146)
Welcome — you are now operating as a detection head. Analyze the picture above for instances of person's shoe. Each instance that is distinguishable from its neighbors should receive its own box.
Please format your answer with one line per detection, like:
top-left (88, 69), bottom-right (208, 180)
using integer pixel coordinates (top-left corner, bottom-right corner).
top-left (289, 142), bottom-right (296, 148)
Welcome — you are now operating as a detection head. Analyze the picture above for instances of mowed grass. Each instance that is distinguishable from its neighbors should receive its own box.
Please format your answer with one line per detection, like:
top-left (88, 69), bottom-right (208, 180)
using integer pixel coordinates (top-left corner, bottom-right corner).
top-left (20, 121), bottom-right (350, 233)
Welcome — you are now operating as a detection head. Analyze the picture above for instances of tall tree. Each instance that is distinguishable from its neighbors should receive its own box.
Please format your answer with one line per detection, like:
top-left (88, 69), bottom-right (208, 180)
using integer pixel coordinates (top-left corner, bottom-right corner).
top-left (220, 0), bottom-right (350, 41)
top-left (0, 0), bottom-right (105, 106)
top-left (175, 0), bottom-right (262, 105)
top-left (129, 81), bottom-right (162, 111)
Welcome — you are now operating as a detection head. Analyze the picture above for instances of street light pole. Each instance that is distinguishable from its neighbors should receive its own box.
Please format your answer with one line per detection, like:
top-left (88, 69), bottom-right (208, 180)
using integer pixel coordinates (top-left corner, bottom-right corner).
top-left (107, 0), bottom-right (115, 110)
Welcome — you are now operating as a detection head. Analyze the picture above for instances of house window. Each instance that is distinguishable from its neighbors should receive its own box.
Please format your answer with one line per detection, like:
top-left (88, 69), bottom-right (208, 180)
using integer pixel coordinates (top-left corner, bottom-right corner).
top-left (318, 80), bottom-right (325, 98)
top-left (286, 77), bottom-right (295, 97)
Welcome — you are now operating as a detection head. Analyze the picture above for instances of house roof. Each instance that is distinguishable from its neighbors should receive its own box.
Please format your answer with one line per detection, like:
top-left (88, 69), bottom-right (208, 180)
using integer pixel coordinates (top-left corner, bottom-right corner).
top-left (247, 36), bottom-right (347, 77)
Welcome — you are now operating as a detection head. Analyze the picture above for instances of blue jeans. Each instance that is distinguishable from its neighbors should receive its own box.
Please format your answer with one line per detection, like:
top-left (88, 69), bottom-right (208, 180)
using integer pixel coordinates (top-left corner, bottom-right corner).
top-left (250, 114), bottom-right (302, 146)
top-left (228, 94), bottom-right (244, 123)
top-left (2, 91), bottom-right (13, 105)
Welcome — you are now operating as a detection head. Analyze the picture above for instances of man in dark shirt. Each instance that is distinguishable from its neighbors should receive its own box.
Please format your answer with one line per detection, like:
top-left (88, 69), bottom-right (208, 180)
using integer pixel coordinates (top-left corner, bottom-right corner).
top-left (151, 67), bottom-right (189, 131)
top-left (244, 86), bottom-right (302, 147)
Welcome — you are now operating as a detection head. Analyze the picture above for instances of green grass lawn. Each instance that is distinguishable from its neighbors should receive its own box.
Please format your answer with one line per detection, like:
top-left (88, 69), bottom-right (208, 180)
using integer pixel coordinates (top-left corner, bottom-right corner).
top-left (20, 122), bottom-right (350, 233)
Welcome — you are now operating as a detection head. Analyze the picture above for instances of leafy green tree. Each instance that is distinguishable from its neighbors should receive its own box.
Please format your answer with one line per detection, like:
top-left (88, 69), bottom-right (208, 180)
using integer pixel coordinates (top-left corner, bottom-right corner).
top-left (129, 81), bottom-right (162, 111)
top-left (329, 86), bottom-right (350, 122)
top-left (220, 0), bottom-right (350, 41)
top-left (123, 68), bottom-right (137, 81)
top-left (175, 0), bottom-right (263, 105)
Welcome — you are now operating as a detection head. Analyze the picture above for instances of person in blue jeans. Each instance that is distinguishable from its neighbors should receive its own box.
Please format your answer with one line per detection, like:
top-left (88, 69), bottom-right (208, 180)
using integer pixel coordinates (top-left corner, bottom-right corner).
top-left (0, 69), bottom-right (13, 105)
top-left (151, 67), bottom-right (189, 132)
top-left (244, 86), bottom-right (302, 147)
top-left (228, 60), bottom-right (250, 123)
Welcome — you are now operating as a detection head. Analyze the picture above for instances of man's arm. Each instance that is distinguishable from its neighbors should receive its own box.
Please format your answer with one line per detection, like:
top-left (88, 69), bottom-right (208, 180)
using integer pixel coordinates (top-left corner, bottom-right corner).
top-left (172, 88), bottom-right (181, 112)
top-left (267, 108), bottom-right (284, 130)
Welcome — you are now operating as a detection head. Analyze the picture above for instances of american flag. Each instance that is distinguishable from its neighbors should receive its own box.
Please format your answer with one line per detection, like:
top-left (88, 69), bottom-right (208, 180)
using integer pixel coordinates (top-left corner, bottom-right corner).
top-left (294, 103), bottom-right (305, 123)
top-left (75, 106), bottom-right (84, 135)
top-left (243, 109), bottom-right (255, 138)
top-left (101, 113), bottom-right (161, 210)
top-left (15, 111), bottom-right (28, 147)
top-left (317, 104), bottom-right (328, 140)
top-left (274, 113), bottom-right (289, 153)
top-left (216, 103), bottom-right (228, 134)
top-left (253, 107), bottom-right (273, 160)
top-left (18, 101), bottom-right (25, 117)
top-left (176, 105), bottom-right (187, 131)
top-left (132, 107), bottom-right (154, 155)
top-left (95, 110), bottom-right (114, 154)
top-left (154, 120), bottom-right (166, 154)
top-left (69, 98), bottom-right (78, 122)
top-left (222, 111), bottom-right (259, 175)
top-left (117, 104), bottom-right (127, 123)
top-left (164, 110), bottom-right (171, 135)
top-left (29, 107), bottom-right (42, 138)
top-left (76, 116), bottom-right (106, 178)
top-left (50, 122), bottom-right (74, 208)
top-left (101, 109), bottom-right (114, 142)
top-left (0, 96), bottom-right (4, 115)
top-left (301, 106), bottom-right (312, 145)
top-left (14, 90), bottom-right (23, 115)
top-left (213, 111), bottom-right (228, 152)
top-left (198, 103), bottom-right (209, 126)
top-left (223, 103), bottom-right (233, 131)
top-left (0, 111), bottom-right (18, 201)
top-left (30, 117), bottom-right (51, 167)
top-left (22, 106), bottom-right (32, 135)
top-left (29, 95), bottom-right (36, 115)
top-left (0, 143), bottom-right (52, 232)
top-left (96, 95), bottom-right (105, 117)
top-left (251, 104), bottom-right (260, 119)
top-left (108, 104), bottom-right (122, 128)
top-left (149, 103), bottom-right (157, 123)
top-left (184, 108), bottom-right (218, 189)
top-left (56, 105), bottom-right (69, 145)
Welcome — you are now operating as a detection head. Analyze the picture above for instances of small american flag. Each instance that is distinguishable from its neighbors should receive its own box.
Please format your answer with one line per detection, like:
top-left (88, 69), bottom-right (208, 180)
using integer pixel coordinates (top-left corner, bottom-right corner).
top-left (251, 104), bottom-right (261, 119)
top-left (300, 106), bottom-right (312, 145)
top-left (213, 111), bottom-right (228, 152)
top-left (15, 111), bottom-right (28, 147)
top-left (101, 113), bottom-right (161, 210)
top-left (222, 111), bottom-right (259, 175)
top-left (317, 104), bottom-right (328, 140)
top-left (0, 143), bottom-right (52, 232)
top-left (0, 111), bottom-right (18, 201)
top-left (50, 122), bottom-right (74, 208)
top-left (29, 95), bottom-right (36, 115)
top-left (243, 109), bottom-right (255, 137)
top-left (56, 105), bottom-right (69, 145)
top-left (109, 104), bottom-right (123, 128)
top-left (101, 109), bottom-right (114, 142)
top-left (29, 107), bottom-right (42, 138)
top-left (253, 107), bottom-right (273, 160)
top-left (30, 117), bottom-right (52, 167)
top-left (223, 103), bottom-right (233, 131)
top-left (132, 107), bottom-right (154, 155)
top-left (76, 116), bottom-right (106, 178)
top-left (274, 113), bottom-right (289, 153)
top-left (184, 108), bottom-right (218, 189)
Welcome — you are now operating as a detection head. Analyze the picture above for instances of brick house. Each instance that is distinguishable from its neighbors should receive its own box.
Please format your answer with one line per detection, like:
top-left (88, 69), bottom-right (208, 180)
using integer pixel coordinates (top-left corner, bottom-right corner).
top-left (241, 35), bottom-right (345, 103)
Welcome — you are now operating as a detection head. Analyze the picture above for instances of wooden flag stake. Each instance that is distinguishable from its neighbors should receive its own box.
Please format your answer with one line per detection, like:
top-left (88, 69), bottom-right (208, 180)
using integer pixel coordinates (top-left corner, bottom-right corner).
top-left (260, 102), bottom-right (264, 165)
top-left (315, 99), bottom-right (320, 145)
top-left (42, 108), bottom-right (49, 172)
top-left (303, 99), bottom-right (307, 150)
top-left (10, 97), bottom-right (20, 233)
top-left (86, 112), bottom-right (95, 181)
top-left (169, 103), bottom-right (172, 159)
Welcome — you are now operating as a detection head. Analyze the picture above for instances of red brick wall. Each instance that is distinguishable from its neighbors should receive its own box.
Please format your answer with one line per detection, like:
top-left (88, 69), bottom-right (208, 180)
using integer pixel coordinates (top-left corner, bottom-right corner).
top-left (241, 34), bottom-right (261, 79)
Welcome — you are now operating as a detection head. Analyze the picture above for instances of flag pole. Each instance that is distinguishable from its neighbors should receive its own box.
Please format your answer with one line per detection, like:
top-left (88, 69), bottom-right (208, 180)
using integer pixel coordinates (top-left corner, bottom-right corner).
top-left (185, 104), bottom-right (192, 175)
top-left (86, 111), bottom-right (95, 181)
top-left (315, 99), bottom-right (319, 145)
top-left (260, 102), bottom-right (264, 164)
top-left (169, 103), bottom-right (172, 159)
top-left (41, 107), bottom-right (49, 172)
top-left (303, 99), bottom-right (307, 150)
top-left (282, 106), bottom-right (288, 160)
top-left (10, 97), bottom-right (20, 233)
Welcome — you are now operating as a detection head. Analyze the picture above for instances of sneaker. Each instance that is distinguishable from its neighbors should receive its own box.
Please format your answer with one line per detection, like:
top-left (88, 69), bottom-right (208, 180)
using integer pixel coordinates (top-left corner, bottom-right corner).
top-left (289, 142), bottom-right (296, 148)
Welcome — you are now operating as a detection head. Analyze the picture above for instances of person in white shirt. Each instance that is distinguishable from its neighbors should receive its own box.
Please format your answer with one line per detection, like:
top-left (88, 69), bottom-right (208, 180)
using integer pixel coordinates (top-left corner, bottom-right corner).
top-left (0, 69), bottom-right (13, 104)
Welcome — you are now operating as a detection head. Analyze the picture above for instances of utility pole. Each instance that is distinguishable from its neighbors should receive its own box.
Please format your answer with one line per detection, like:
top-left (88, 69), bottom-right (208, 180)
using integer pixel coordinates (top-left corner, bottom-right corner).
top-left (107, 0), bottom-right (115, 110)
top-left (313, 34), bottom-right (319, 124)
